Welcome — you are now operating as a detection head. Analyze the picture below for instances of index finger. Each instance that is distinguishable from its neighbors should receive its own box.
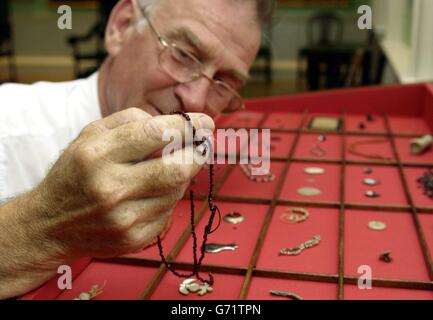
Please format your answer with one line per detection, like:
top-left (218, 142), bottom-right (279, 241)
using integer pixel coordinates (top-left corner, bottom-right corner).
top-left (105, 113), bottom-right (215, 163)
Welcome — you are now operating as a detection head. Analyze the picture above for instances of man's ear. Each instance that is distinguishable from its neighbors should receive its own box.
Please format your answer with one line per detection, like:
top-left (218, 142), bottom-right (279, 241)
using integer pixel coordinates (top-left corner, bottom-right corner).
top-left (105, 0), bottom-right (137, 56)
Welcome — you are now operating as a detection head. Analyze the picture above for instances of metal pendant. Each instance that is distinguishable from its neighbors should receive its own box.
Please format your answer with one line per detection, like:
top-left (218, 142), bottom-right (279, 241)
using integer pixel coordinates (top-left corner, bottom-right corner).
top-left (223, 211), bottom-right (245, 225)
top-left (368, 220), bottom-right (387, 231)
top-left (363, 178), bottom-right (381, 186)
top-left (205, 243), bottom-right (239, 253)
top-left (304, 167), bottom-right (325, 175)
top-left (179, 278), bottom-right (213, 296)
top-left (298, 187), bottom-right (322, 197)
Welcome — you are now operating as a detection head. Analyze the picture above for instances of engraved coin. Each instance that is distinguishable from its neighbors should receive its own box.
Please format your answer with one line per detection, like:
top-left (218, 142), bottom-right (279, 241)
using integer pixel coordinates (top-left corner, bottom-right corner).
top-left (304, 167), bottom-right (325, 175)
top-left (368, 221), bottom-right (387, 231)
top-left (363, 178), bottom-right (381, 186)
top-left (297, 187), bottom-right (322, 196)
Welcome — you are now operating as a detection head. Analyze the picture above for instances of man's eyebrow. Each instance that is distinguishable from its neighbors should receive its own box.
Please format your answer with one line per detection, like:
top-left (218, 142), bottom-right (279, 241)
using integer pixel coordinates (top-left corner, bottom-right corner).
top-left (166, 27), bottom-right (210, 57)
top-left (166, 27), bottom-right (250, 85)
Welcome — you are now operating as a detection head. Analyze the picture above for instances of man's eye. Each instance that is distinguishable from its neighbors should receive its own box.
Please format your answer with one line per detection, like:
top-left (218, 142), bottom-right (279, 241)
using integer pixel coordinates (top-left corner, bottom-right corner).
top-left (172, 48), bottom-right (196, 64)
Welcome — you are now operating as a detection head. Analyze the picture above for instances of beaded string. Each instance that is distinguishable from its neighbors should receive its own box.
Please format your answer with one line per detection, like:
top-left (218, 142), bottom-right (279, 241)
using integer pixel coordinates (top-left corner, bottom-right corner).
top-left (156, 111), bottom-right (221, 285)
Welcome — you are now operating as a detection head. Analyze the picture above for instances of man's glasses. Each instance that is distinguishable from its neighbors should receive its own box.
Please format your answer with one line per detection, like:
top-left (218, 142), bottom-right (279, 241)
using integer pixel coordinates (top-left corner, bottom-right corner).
top-left (138, 5), bottom-right (245, 114)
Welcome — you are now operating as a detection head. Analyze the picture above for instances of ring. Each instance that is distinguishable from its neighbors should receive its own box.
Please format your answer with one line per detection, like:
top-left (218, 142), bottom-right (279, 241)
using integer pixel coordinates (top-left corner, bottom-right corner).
top-left (280, 208), bottom-right (309, 223)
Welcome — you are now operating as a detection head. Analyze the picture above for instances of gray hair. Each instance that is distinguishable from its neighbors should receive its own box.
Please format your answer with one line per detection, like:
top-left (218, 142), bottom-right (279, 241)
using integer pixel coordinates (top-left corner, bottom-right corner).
top-left (137, 0), bottom-right (274, 28)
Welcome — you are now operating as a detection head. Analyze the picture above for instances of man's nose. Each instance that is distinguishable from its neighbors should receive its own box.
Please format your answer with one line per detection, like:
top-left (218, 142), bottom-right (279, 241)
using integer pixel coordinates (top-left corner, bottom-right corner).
top-left (174, 76), bottom-right (211, 113)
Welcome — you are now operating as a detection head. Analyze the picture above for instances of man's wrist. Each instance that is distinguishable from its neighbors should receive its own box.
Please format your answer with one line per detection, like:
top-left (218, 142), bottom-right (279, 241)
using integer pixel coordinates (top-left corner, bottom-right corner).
top-left (0, 191), bottom-right (66, 298)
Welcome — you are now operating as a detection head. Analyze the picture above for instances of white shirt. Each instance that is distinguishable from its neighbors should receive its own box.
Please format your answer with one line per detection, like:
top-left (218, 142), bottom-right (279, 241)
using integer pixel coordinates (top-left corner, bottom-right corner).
top-left (0, 73), bottom-right (102, 202)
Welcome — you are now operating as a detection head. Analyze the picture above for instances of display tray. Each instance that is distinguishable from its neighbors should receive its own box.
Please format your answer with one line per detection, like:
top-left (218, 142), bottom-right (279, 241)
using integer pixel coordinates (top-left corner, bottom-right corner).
top-left (22, 83), bottom-right (433, 300)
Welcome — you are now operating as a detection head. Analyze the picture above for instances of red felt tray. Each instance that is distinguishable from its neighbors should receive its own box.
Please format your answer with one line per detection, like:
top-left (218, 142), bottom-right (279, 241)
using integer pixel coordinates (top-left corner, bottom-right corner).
top-left (419, 214), bottom-right (433, 261)
top-left (345, 114), bottom-right (386, 133)
top-left (345, 165), bottom-right (407, 206)
top-left (246, 131), bottom-right (295, 159)
top-left (279, 162), bottom-right (340, 203)
top-left (246, 277), bottom-right (337, 300)
top-left (389, 116), bottom-right (432, 135)
top-left (175, 202), bottom-right (268, 268)
top-left (57, 262), bottom-right (158, 300)
top-left (21, 83), bottom-right (433, 300)
top-left (345, 136), bottom-right (395, 163)
top-left (344, 285), bottom-right (433, 300)
top-left (344, 210), bottom-right (430, 281)
top-left (260, 112), bottom-right (303, 129)
top-left (217, 161), bottom-right (285, 200)
top-left (216, 111), bottom-right (265, 129)
top-left (293, 133), bottom-right (341, 160)
top-left (256, 206), bottom-right (339, 275)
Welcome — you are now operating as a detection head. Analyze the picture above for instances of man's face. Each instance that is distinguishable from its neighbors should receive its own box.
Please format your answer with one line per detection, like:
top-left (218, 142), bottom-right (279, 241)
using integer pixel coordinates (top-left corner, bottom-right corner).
top-left (103, 0), bottom-right (261, 117)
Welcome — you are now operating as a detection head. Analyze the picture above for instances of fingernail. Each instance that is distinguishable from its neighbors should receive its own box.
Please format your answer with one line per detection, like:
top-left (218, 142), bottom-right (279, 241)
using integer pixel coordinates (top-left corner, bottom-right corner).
top-left (199, 115), bottom-right (215, 131)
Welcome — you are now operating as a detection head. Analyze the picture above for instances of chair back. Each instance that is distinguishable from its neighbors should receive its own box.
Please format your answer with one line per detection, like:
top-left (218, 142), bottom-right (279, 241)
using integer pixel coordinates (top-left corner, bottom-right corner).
top-left (307, 12), bottom-right (344, 46)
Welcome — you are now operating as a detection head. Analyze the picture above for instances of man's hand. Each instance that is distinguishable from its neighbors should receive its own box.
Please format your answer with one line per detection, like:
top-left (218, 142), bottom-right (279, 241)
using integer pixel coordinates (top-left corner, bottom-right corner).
top-left (0, 108), bottom-right (215, 299)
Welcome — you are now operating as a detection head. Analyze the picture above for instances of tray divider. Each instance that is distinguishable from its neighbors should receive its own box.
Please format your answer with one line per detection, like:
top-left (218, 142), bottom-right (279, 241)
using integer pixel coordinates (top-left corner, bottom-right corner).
top-left (384, 114), bottom-right (433, 281)
top-left (237, 109), bottom-right (310, 299)
top-left (337, 112), bottom-right (347, 300)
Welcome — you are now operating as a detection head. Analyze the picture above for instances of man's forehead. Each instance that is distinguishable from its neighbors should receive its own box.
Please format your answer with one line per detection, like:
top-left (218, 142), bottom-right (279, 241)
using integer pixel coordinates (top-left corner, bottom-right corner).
top-left (153, 0), bottom-right (261, 81)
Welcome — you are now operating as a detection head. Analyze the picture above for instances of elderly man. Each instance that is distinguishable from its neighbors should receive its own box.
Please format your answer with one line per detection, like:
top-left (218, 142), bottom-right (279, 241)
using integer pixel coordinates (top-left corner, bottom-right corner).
top-left (0, 0), bottom-right (272, 298)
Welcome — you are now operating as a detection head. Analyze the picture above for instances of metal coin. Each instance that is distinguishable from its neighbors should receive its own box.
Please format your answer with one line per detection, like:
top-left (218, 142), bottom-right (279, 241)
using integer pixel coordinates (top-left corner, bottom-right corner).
top-left (363, 178), bottom-right (381, 186)
top-left (365, 190), bottom-right (381, 198)
top-left (363, 167), bottom-right (373, 174)
top-left (368, 220), bottom-right (387, 231)
top-left (304, 167), bottom-right (325, 175)
top-left (298, 187), bottom-right (322, 197)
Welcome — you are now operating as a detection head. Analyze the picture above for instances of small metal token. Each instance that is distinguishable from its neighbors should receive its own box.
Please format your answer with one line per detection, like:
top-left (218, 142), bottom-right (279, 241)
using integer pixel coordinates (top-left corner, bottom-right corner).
top-left (223, 211), bottom-right (245, 224)
top-left (379, 251), bottom-right (393, 263)
top-left (368, 221), bottom-right (387, 231)
top-left (304, 167), bottom-right (325, 175)
top-left (363, 178), bottom-right (381, 186)
top-left (363, 167), bottom-right (373, 174)
top-left (318, 134), bottom-right (327, 142)
top-left (298, 187), bottom-right (322, 197)
top-left (365, 190), bottom-right (381, 198)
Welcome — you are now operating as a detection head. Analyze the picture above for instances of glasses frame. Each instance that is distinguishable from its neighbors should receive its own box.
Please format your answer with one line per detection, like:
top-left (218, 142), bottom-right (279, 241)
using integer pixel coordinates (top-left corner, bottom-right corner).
top-left (138, 5), bottom-right (245, 114)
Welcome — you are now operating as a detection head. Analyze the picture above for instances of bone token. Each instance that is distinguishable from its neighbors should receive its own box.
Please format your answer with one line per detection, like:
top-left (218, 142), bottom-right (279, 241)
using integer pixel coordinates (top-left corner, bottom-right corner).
top-left (368, 221), bottom-right (387, 231)
top-left (297, 187), bottom-right (322, 196)
top-left (363, 178), bottom-right (381, 186)
top-left (304, 167), bottom-right (325, 175)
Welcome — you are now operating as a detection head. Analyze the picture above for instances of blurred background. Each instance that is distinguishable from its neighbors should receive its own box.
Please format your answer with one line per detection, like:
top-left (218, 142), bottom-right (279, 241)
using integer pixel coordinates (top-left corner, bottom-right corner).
top-left (1, 0), bottom-right (432, 98)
